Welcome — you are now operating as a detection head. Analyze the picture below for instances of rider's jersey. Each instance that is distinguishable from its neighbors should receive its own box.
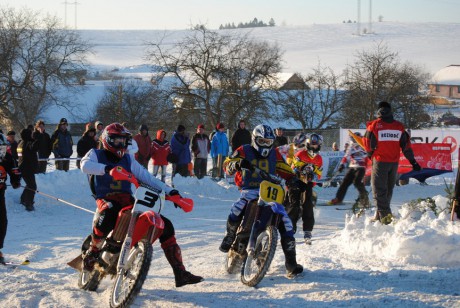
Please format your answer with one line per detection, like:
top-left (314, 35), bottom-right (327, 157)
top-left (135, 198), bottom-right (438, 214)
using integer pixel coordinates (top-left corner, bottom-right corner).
top-left (93, 150), bottom-right (133, 198)
top-left (224, 144), bottom-right (294, 190)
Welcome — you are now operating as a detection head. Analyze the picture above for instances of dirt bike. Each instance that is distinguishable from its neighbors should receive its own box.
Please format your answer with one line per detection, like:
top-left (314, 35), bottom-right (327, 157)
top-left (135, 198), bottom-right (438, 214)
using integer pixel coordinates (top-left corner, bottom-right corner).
top-left (68, 166), bottom-right (193, 308)
top-left (224, 166), bottom-right (288, 287)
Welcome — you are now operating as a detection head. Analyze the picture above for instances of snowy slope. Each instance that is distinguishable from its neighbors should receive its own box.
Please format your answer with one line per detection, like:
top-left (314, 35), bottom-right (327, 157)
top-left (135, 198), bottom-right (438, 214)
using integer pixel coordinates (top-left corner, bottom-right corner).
top-left (1, 162), bottom-right (459, 307)
top-left (45, 22), bottom-right (460, 123)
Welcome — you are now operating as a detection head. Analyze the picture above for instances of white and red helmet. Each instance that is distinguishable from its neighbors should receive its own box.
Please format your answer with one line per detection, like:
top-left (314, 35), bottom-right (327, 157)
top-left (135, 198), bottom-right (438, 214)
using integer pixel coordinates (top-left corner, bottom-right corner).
top-left (101, 123), bottom-right (131, 158)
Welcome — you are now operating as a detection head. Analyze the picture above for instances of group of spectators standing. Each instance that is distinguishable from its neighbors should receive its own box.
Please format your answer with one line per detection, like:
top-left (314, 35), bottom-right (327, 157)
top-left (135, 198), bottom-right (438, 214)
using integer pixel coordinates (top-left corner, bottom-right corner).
top-left (124, 120), bottom-right (254, 183)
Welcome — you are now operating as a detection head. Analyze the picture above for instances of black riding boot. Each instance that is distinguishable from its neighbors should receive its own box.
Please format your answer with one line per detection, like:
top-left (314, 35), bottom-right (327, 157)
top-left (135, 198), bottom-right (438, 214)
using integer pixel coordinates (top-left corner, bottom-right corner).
top-left (219, 217), bottom-right (239, 253)
top-left (281, 237), bottom-right (303, 278)
top-left (162, 236), bottom-right (204, 287)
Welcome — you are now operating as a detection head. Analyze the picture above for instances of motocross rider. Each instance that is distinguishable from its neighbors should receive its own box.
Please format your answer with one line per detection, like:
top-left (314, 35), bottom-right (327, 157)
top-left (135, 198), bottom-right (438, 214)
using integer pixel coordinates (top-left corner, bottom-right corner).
top-left (219, 124), bottom-right (306, 277)
top-left (289, 133), bottom-right (323, 245)
top-left (80, 123), bottom-right (203, 287)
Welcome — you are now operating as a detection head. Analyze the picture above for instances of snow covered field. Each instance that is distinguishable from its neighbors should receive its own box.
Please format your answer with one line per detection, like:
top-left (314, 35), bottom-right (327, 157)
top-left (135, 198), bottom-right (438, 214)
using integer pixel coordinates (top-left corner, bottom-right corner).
top-left (1, 161), bottom-right (459, 307)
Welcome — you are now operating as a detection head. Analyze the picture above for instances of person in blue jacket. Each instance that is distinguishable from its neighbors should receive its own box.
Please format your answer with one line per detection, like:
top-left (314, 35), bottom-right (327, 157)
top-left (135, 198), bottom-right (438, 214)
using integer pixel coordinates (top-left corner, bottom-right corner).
top-left (170, 124), bottom-right (191, 177)
top-left (211, 122), bottom-right (229, 178)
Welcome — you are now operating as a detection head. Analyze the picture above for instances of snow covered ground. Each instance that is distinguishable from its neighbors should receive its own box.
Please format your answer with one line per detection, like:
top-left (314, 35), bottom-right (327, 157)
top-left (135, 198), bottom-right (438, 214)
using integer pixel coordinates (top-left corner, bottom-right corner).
top-left (1, 160), bottom-right (459, 307)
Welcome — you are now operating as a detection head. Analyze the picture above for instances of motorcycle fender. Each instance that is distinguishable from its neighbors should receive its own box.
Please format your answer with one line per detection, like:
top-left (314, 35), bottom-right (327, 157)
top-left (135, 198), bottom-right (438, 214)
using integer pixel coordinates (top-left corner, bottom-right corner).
top-left (132, 212), bottom-right (164, 247)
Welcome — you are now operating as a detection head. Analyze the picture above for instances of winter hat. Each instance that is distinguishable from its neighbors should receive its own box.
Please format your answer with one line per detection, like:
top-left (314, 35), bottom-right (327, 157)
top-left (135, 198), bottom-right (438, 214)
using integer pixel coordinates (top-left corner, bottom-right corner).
top-left (216, 122), bottom-right (225, 130)
top-left (177, 124), bottom-right (186, 132)
top-left (139, 124), bottom-right (148, 132)
top-left (377, 101), bottom-right (392, 119)
top-left (95, 121), bottom-right (103, 128)
top-left (59, 118), bottom-right (68, 125)
top-left (6, 130), bottom-right (15, 136)
top-left (378, 101), bottom-right (391, 109)
top-left (197, 124), bottom-right (205, 129)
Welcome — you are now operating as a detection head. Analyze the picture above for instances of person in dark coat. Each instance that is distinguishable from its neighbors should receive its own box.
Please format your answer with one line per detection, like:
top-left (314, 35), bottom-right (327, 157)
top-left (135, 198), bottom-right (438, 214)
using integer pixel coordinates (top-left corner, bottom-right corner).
top-left (76, 125), bottom-right (98, 169)
top-left (191, 124), bottom-right (210, 179)
top-left (230, 120), bottom-right (251, 152)
top-left (34, 120), bottom-right (52, 174)
top-left (50, 118), bottom-right (73, 171)
top-left (0, 133), bottom-right (21, 263)
top-left (273, 127), bottom-right (288, 148)
top-left (170, 125), bottom-right (191, 178)
top-left (17, 128), bottom-right (39, 211)
top-left (5, 131), bottom-right (18, 162)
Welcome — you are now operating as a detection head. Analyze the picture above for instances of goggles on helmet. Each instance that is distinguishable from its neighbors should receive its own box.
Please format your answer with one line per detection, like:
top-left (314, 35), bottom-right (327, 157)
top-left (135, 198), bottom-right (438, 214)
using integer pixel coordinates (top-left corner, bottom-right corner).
top-left (256, 137), bottom-right (274, 147)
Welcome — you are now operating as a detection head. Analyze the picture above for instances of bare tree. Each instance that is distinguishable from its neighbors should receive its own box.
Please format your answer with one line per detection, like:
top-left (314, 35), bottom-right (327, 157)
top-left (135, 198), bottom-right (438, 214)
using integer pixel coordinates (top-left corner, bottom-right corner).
top-left (0, 7), bottom-right (91, 130)
top-left (341, 42), bottom-right (430, 128)
top-left (145, 27), bottom-right (282, 130)
top-left (274, 64), bottom-right (345, 130)
top-left (95, 79), bottom-right (171, 131)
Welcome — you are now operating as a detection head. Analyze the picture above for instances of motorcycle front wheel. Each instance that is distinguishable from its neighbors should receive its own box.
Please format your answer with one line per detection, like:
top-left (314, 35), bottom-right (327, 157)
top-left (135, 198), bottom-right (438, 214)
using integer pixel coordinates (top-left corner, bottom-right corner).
top-left (241, 226), bottom-right (278, 287)
top-left (110, 239), bottom-right (153, 308)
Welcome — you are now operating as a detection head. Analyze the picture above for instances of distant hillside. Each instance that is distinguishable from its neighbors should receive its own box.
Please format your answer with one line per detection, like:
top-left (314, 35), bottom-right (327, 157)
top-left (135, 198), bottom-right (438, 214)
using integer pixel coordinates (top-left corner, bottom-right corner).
top-left (45, 22), bottom-right (460, 124)
top-left (81, 22), bottom-right (460, 76)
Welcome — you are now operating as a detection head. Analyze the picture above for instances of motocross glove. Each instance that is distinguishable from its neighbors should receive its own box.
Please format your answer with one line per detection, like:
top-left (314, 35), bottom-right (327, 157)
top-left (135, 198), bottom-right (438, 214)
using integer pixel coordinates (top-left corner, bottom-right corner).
top-left (235, 159), bottom-right (253, 172)
top-left (168, 189), bottom-right (181, 208)
top-left (104, 165), bottom-right (114, 174)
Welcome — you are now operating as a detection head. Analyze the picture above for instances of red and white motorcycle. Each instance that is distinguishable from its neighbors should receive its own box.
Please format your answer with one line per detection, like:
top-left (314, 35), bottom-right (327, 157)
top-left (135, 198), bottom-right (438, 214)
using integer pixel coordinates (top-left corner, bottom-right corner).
top-left (68, 166), bottom-right (193, 308)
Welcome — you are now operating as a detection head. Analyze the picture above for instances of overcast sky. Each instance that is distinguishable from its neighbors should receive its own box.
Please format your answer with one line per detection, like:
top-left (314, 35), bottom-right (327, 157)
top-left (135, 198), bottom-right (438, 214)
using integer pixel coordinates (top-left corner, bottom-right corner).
top-left (3, 0), bottom-right (460, 30)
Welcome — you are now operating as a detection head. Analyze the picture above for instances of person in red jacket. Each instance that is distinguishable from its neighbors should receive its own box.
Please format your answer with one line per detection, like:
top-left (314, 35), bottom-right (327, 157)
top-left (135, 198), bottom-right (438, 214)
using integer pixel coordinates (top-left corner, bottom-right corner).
top-left (133, 124), bottom-right (152, 169)
top-left (363, 101), bottom-right (421, 224)
top-left (151, 129), bottom-right (171, 182)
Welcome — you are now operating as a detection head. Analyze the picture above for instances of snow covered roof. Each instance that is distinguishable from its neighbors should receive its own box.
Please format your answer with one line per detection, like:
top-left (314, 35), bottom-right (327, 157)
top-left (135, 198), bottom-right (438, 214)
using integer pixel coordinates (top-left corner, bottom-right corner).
top-left (431, 65), bottom-right (460, 85)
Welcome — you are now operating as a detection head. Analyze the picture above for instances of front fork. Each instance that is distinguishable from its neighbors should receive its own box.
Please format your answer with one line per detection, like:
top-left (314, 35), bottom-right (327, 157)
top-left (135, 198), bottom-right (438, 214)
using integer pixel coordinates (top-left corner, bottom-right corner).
top-left (247, 205), bottom-right (278, 255)
top-left (116, 211), bottom-right (139, 272)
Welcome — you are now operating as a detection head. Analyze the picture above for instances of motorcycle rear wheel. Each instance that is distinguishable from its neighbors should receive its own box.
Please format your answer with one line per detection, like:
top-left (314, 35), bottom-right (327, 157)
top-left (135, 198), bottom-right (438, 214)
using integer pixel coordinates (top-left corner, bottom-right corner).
top-left (241, 226), bottom-right (278, 287)
top-left (110, 239), bottom-right (153, 308)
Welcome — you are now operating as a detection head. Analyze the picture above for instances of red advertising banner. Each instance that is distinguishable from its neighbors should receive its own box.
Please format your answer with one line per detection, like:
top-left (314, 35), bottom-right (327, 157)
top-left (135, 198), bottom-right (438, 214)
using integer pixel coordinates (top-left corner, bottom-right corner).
top-left (365, 143), bottom-right (453, 177)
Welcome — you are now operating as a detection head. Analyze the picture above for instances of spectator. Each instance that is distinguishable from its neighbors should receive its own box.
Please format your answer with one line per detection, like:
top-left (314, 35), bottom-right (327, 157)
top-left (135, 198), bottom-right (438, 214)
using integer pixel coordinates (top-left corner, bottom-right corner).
top-left (332, 142), bottom-right (340, 151)
top-left (17, 128), bottom-right (39, 211)
top-left (363, 101), bottom-right (421, 224)
top-left (0, 133), bottom-right (21, 263)
top-left (151, 129), bottom-right (171, 182)
top-left (51, 118), bottom-right (73, 171)
top-left (230, 119), bottom-right (251, 151)
top-left (94, 121), bottom-right (104, 142)
top-left (191, 124), bottom-right (210, 179)
top-left (5, 131), bottom-right (18, 161)
top-left (76, 124), bottom-right (98, 169)
top-left (170, 125), bottom-right (191, 177)
top-left (211, 123), bottom-right (229, 179)
top-left (133, 124), bottom-right (152, 169)
top-left (273, 127), bottom-right (288, 148)
top-left (34, 120), bottom-right (52, 174)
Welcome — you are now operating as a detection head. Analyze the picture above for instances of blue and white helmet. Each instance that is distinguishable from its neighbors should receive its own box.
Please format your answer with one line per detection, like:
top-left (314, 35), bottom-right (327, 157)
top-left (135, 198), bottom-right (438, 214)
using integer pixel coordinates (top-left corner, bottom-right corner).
top-left (252, 124), bottom-right (275, 157)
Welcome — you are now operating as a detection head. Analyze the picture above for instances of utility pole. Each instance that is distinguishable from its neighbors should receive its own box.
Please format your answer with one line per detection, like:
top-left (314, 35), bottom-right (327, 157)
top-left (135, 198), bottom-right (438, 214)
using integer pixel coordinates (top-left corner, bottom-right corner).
top-left (72, 1), bottom-right (80, 29)
top-left (369, 0), bottom-right (373, 34)
top-left (357, 0), bottom-right (361, 35)
top-left (61, 1), bottom-right (70, 27)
